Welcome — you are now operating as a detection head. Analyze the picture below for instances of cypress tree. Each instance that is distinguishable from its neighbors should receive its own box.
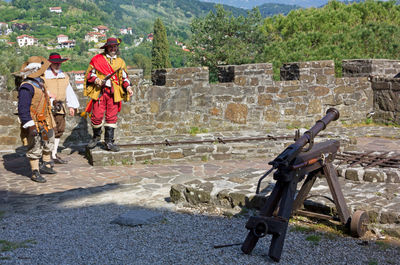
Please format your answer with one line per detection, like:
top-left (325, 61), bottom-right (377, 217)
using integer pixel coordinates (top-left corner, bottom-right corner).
top-left (151, 18), bottom-right (171, 70)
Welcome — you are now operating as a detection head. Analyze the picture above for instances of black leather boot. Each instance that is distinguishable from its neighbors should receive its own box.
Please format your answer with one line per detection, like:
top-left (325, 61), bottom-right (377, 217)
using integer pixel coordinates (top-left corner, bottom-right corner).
top-left (31, 170), bottom-right (47, 183)
top-left (39, 161), bottom-right (57, 174)
top-left (104, 126), bottom-right (120, 152)
top-left (87, 127), bottom-right (102, 149)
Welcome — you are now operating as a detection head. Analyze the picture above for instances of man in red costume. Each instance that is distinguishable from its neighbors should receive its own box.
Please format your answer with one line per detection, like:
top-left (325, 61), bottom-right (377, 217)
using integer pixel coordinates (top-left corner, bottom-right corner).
top-left (84, 38), bottom-right (133, 152)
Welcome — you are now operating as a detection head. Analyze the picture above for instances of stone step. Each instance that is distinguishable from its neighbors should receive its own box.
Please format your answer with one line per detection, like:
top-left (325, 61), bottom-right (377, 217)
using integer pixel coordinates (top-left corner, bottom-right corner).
top-left (86, 130), bottom-right (352, 166)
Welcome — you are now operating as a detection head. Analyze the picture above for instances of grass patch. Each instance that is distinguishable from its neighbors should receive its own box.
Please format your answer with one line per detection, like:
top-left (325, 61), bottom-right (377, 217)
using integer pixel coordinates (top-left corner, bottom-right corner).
top-left (188, 127), bottom-right (208, 135)
top-left (305, 234), bottom-right (321, 245)
top-left (0, 239), bottom-right (36, 252)
top-left (291, 216), bottom-right (345, 238)
top-left (375, 240), bottom-right (391, 250)
top-left (286, 124), bottom-right (300, 130)
top-left (341, 119), bottom-right (400, 128)
top-left (121, 158), bottom-right (134, 165)
top-left (290, 225), bottom-right (316, 233)
top-left (368, 260), bottom-right (378, 265)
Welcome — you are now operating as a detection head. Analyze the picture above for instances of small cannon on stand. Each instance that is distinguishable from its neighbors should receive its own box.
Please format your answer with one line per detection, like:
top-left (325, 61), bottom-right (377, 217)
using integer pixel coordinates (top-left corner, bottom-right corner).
top-left (241, 108), bottom-right (369, 262)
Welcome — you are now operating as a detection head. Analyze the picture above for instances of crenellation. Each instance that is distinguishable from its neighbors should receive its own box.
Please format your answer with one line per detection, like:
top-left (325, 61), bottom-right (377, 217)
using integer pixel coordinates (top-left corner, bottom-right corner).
top-left (1, 59), bottom-right (399, 148)
top-left (343, 59), bottom-right (400, 78)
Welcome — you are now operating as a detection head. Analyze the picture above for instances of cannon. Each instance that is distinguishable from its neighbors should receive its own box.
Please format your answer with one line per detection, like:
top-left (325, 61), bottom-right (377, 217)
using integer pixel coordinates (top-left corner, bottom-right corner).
top-left (241, 108), bottom-right (369, 262)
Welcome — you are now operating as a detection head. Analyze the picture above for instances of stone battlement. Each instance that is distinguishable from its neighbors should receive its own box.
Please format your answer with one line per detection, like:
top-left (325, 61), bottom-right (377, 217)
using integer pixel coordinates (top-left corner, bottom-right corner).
top-left (0, 59), bottom-right (399, 150)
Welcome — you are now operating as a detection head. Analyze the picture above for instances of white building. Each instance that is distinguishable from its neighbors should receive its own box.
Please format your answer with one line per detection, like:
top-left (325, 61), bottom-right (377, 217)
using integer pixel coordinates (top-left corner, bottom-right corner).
top-left (49, 7), bottom-right (62, 13)
top-left (120, 27), bottom-right (133, 35)
top-left (57, 34), bottom-right (69, 44)
top-left (16, 35), bottom-right (38, 47)
top-left (58, 40), bottom-right (76, 49)
top-left (0, 22), bottom-right (12, 35)
top-left (93, 25), bottom-right (109, 34)
top-left (85, 32), bottom-right (106, 43)
top-left (68, 70), bottom-right (85, 90)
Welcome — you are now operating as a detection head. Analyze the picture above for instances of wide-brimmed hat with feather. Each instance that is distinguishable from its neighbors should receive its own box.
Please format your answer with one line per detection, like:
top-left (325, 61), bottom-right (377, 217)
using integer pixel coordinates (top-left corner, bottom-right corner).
top-left (14, 56), bottom-right (51, 78)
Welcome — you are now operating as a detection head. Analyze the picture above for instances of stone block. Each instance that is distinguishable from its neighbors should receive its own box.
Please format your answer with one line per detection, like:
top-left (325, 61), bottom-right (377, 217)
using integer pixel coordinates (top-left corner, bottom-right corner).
top-left (307, 99), bottom-right (322, 114)
top-left (229, 192), bottom-right (247, 207)
top-left (380, 211), bottom-right (399, 224)
top-left (364, 170), bottom-right (385, 182)
top-left (386, 171), bottom-right (400, 183)
top-left (0, 136), bottom-right (18, 145)
top-left (211, 153), bottom-right (231, 160)
top-left (135, 154), bottom-right (153, 161)
top-left (258, 95), bottom-right (273, 106)
top-left (310, 86), bottom-right (330, 96)
top-left (195, 146), bottom-right (215, 153)
top-left (184, 183), bottom-right (213, 205)
top-left (170, 184), bottom-right (186, 203)
top-left (216, 190), bottom-right (233, 208)
top-left (224, 103), bottom-right (248, 124)
top-left (0, 116), bottom-right (17, 126)
top-left (345, 169), bottom-right (361, 181)
top-left (169, 152), bottom-right (184, 159)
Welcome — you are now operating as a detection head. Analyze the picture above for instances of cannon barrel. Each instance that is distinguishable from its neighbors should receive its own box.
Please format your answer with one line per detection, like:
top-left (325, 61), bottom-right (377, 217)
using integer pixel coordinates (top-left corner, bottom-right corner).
top-left (269, 108), bottom-right (340, 169)
top-left (295, 107), bottom-right (339, 148)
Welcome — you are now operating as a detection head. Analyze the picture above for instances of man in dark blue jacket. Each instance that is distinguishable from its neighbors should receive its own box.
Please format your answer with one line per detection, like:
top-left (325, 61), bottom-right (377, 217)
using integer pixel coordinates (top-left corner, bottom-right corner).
top-left (16, 56), bottom-right (57, 183)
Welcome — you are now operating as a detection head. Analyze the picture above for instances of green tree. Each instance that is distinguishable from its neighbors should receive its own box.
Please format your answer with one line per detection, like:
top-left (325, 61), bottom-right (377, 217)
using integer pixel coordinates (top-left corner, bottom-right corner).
top-left (189, 5), bottom-right (265, 81)
top-left (151, 18), bottom-right (171, 70)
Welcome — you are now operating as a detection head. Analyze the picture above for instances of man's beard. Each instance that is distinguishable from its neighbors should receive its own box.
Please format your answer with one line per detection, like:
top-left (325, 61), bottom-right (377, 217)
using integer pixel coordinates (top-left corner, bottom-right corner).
top-left (108, 51), bottom-right (117, 57)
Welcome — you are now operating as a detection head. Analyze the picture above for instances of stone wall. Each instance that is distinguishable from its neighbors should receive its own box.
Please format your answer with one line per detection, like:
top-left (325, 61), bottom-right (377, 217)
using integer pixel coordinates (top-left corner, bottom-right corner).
top-left (342, 59), bottom-right (400, 77)
top-left (0, 59), bottom-right (399, 151)
top-left (370, 76), bottom-right (400, 124)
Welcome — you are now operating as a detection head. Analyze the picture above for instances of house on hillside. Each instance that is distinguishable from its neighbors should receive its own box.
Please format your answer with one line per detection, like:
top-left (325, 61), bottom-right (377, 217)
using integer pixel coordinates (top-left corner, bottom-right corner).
top-left (57, 34), bottom-right (68, 43)
top-left (12, 23), bottom-right (29, 31)
top-left (56, 34), bottom-right (76, 49)
top-left (0, 22), bottom-right (12, 35)
top-left (93, 25), bottom-right (109, 34)
top-left (147, 33), bottom-right (153, 42)
top-left (134, 37), bottom-right (143, 47)
top-left (120, 27), bottom-right (133, 35)
top-left (16, 34), bottom-right (38, 47)
top-left (85, 32), bottom-right (106, 43)
top-left (49, 7), bottom-right (62, 13)
top-left (68, 70), bottom-right (85, 90)
top-left (58, 40), bottom-right (76, 49)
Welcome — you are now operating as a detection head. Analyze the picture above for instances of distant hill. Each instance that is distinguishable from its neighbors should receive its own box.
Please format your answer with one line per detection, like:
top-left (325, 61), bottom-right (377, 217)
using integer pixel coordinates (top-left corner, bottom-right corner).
top-left (0, 0), bottom-right (247, 38)
top-left (258, 3), bottom-right (302, 16)
top-left (0, 0), bottom-right (311, 40)
top-left (200, 0), bottom-right (328, 9)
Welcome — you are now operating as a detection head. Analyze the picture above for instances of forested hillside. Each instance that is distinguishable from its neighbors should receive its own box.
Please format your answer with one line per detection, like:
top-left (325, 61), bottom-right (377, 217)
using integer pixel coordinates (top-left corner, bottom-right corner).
top-left (260, 0), bottom-right (400, 76)
top-left (1, 0), bottom-right (247, 40)
top-left (189, 0), bottom-right (400, 79)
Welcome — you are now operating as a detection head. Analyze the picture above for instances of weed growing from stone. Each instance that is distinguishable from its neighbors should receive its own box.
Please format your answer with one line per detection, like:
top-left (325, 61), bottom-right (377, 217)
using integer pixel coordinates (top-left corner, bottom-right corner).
top-left (188, 126), bottom-right (208, 135)
top-left (142, 159), bottom-right (153, 165)
top-left (121, 159), bottom-right (134, 165)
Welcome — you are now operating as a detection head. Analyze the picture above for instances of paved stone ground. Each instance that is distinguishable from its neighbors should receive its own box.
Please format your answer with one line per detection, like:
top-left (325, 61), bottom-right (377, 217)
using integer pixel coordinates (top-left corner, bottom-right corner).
top-left (1, 136), bottom-right (399, 237)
